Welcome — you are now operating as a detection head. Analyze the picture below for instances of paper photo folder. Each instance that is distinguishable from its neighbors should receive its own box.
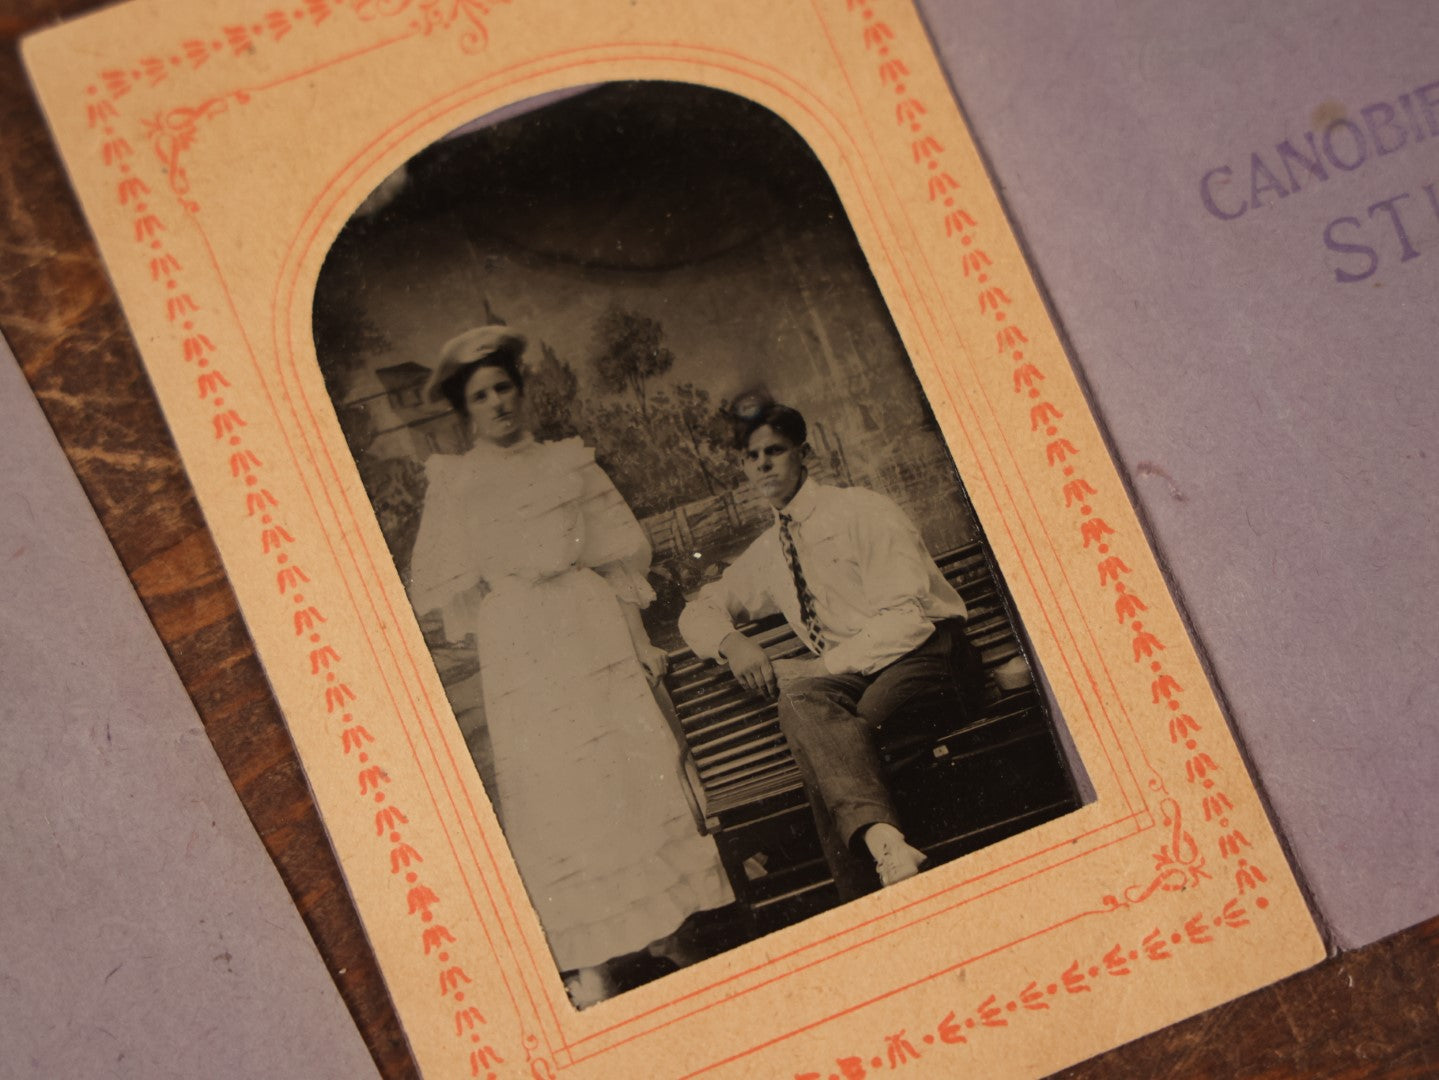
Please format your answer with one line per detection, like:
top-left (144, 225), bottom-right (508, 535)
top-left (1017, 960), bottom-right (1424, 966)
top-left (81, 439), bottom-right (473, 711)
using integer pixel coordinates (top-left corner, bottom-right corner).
top-left (26, 0), bottom-right (1429, 1075)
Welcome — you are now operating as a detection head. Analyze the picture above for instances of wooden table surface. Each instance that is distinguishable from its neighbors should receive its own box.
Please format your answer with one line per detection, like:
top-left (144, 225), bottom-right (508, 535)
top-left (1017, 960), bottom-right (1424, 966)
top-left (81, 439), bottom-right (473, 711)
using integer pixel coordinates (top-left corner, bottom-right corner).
top-left (3, 3), bottom-right (1436, 1077)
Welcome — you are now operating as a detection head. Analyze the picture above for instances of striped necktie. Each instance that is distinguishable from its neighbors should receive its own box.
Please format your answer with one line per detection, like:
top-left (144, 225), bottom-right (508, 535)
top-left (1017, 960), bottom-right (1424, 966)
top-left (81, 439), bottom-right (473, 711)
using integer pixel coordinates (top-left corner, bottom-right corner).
top-left (778, 512), bottom-right (826, 653)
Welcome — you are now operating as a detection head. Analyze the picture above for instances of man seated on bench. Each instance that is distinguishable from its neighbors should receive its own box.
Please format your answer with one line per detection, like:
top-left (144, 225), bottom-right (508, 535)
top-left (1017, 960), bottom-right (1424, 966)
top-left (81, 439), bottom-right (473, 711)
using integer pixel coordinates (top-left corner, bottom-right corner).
top-left (678, 402), bottom-right (983, 900)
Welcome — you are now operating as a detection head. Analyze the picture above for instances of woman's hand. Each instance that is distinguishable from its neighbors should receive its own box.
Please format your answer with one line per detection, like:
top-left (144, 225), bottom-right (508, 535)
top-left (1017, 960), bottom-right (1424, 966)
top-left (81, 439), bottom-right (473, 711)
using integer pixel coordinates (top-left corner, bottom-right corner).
top-left (635, 642), bottom-right (669, 686)
top-left (617, 599), bottom-right (668, 686)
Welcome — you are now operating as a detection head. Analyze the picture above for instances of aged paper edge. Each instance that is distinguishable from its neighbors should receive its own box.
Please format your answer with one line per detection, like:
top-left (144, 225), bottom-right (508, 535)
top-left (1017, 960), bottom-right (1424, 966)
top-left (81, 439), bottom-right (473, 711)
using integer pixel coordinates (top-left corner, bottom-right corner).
top-left (23, 2), bottom-right (1325, 1077)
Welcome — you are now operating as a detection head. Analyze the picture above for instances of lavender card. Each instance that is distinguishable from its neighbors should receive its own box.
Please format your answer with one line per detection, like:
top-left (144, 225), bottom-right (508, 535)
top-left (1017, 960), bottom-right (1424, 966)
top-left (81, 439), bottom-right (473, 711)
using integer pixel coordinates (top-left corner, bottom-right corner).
top-left (919, 0), bottom-right (1439, 948)
top-left (0, 340), bottom-right (379, 1079)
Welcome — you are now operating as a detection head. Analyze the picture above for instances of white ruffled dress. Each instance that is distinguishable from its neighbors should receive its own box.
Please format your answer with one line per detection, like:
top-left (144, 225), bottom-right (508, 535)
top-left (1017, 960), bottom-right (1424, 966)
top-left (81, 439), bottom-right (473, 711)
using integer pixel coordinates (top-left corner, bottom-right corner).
top-left (407, 435), bottom-right (732, 971)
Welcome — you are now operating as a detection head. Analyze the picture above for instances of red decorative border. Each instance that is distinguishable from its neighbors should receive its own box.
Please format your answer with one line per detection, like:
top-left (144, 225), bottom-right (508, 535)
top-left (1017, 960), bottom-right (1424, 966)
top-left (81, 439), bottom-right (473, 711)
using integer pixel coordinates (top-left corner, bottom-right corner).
top-left (68, 1), bottom-right (1287, 1075)
top-left (82, 7), bottom-right (526, 1078)
top-left (826, 0), bottom-right (1251, 884)
top-left (266, 37), bottom-right (1165, 1067)
top-left (783, 890), bottom-right (1268, 1080)
top-left (93, 0), bottom-right (506, 104)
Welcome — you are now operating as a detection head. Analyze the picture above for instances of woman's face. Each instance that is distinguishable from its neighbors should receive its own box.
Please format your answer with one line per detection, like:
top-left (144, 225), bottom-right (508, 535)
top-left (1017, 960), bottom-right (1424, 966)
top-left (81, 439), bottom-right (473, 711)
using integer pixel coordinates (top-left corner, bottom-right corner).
top-left (465, 364), bottom-right (525, 446)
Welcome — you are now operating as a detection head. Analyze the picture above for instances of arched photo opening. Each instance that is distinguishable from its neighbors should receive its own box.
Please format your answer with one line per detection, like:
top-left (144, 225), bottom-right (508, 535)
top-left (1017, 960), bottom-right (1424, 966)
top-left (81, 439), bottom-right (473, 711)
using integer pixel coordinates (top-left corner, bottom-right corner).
top-left (312, 79), bottom-right (1085, 1007)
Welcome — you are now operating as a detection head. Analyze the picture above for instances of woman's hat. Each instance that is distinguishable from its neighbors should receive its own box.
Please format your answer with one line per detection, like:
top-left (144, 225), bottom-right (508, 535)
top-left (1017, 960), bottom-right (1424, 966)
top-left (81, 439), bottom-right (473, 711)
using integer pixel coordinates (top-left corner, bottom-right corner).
top-left (423, 325), bottom-right (528, 403)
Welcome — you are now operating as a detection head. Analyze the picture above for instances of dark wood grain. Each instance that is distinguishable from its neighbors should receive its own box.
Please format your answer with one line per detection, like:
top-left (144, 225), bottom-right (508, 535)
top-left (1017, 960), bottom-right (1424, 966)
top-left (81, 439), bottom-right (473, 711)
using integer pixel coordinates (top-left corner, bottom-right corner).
top-left (2, 6), bottom-right (1436, 1078)
top-left (0, 8), bottom-right (416, 1077)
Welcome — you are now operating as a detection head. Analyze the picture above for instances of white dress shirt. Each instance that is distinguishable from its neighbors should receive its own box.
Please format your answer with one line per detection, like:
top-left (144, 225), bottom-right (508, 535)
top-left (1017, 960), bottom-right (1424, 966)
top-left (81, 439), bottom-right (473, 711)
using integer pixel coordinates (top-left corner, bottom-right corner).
top-left (678, 479), bottom-right (967, 676)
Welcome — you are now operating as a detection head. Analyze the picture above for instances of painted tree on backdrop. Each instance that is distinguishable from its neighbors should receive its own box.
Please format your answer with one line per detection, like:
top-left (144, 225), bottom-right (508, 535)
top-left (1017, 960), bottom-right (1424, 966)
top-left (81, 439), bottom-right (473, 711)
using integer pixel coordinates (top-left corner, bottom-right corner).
top-left (313, 297), bottom-right (430, 572)
top-left (579, 304), bottom-right (742, 517)
top-left (525, 341), bottom-right (583, 442)
top-left (590, 303), bottom-right (674, 426)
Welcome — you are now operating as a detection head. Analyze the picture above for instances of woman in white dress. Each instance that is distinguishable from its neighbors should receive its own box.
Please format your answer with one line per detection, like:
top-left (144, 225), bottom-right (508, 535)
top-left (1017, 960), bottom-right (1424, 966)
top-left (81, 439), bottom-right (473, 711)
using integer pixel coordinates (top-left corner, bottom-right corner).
top-left (406, 326), bottom-right (733, 1004)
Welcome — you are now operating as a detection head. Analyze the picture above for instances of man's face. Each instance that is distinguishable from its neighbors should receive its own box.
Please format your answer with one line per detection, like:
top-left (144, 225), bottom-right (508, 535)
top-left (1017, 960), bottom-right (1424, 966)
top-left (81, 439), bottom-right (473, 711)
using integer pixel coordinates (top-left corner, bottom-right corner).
top-left (744, 424), bottom-right (806, 509)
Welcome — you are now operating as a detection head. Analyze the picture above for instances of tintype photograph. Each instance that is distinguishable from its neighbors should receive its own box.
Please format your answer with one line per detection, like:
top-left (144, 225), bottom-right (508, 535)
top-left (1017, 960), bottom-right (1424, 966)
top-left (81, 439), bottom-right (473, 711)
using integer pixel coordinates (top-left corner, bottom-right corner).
top-left (312, 81), bottom-right (1084, 1007)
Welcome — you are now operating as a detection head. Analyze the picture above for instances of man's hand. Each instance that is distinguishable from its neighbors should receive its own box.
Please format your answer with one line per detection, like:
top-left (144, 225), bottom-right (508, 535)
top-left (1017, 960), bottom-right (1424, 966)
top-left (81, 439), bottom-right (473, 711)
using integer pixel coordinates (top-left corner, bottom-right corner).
top-left (720, 631), bottom-right (777, 698)
top-left (772, 657), bottom-right (828, 686)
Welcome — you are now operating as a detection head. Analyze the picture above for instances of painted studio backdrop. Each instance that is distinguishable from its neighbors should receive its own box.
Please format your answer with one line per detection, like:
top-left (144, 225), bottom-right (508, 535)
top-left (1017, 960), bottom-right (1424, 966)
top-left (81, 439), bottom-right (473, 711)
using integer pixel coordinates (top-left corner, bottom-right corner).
top-left (313, 80), bottom-right (1083, 995)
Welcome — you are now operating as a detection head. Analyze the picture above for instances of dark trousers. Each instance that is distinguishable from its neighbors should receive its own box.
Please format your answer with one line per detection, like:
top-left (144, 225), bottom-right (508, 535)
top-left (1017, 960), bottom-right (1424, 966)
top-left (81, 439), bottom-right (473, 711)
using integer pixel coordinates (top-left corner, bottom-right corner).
top-left (776, 620), bottom-right (981, 900)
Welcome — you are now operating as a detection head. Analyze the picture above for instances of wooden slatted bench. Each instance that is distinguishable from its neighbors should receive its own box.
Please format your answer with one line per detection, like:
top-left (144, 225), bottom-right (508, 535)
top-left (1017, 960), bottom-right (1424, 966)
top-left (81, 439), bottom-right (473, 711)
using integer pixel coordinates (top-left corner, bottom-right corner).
top-left (658, 541), bottom-right (1083, 933)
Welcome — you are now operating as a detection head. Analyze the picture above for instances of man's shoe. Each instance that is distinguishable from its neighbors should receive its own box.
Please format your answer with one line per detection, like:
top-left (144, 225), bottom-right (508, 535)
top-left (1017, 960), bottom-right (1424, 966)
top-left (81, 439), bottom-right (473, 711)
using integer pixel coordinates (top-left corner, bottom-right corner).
top-left (864, 822), bottom-right (927, 887)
